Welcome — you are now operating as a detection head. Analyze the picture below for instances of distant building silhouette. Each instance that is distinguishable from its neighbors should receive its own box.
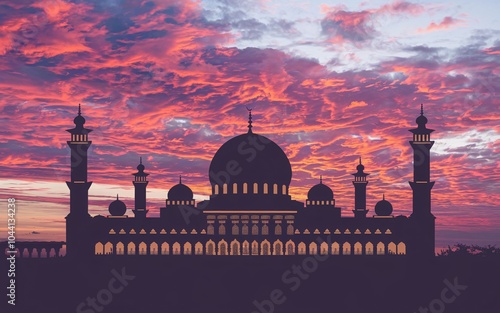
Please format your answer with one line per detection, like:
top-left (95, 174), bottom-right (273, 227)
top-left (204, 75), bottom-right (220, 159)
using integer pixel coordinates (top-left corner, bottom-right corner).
top-left (65, 105), bottom-right (435, 258)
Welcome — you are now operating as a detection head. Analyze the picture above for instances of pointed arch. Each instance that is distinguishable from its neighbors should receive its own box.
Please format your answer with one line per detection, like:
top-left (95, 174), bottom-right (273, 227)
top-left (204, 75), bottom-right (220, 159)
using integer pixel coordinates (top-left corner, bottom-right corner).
top-left (286, 224), bottom-right (294, 235)
top-left (207, 224), bottom-right (214, 235)
top-left (309, 242), bottom-right (318, 254)
top-left (127, 242), bottom-right (136, 255)
top-left (252, 224), bottom-right (259, 235)
top-left (285, 240), bottom-right (295, 255)
top-left (251, 240), bottom-right (259, 255)
top-left (282, 185), bottom-right (287, 195)
top-left (218, 240), bottom-right (228, 255)
top-left (274, 224), bottom-right (282, 235)
top-left (95, 242), bottom-right (104, 255)
top-left (230, 239), bottom-right (240, 255)
top-left (103, 242), bottom-right (113, 255)
top-left (214, 185), bottom-right (219, 195)
top-left (298, 242), bottom-right (306, 255)
top-left (261, 224), bottom-right (269, 235)
top-left (138, 242), bottom-right (147, 255)
top-left (273, 240), bottom-right (283, 255)
top-left (388, 242), bottom-right (397, 255)
top-left (331, 242), bottom-right (340, 255)
top-left (261, 240), bottom-right (271, 255)
top-left (218, 224), bottom-right (226, 235)
top-left (243, 183), bottom-right (248, 194)
top-left (342, 242), bottom-right (351, 255)
top-left (377, 242), bottom-right (385, 255)
top-left (232, 224), bottom-right (239, 235)
top-left (273, 183), bottom-right (278, 194)
top-left (161, 242), bottom-right (169, 255)
top-left (223, 183), bottom-right (228, 194)
top-left (365, 242), bottom-right (374, 255)
top-left (242, 240), bottom-right (250, 255)
top-left (242, 224), bottom-right (249, 235)
top-left (172, 242), bottom-right (181, 255)
top-left (263, 183), bottom-right (269, 194)
top-left (253, 182), bottom-right (258, 194)
top-left (320, 241), bottom-right (329, 255)
top-left (150, 242), bottom-right (158, 255)
top-left (354, 242), bottom-right (362, 255)
top-left (116, 242), bottom-right (124, 255)
top-left (233, 183), bottom-right (238, 194)
top-left (195, 242), bottom-right (203, 255)
top-left (206, 240), bottom-right (215, 255)
top-left (397, 242), bottom-right (406, 255)
top-left (183, 242), bottom-right (192, 255)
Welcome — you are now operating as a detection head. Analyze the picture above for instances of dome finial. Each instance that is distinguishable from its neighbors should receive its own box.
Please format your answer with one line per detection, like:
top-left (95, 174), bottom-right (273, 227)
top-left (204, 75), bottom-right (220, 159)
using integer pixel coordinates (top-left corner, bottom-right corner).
top-left (420, 103), bottom-right (424, 116)
top-left (116, 194), bottom-right (119, 200)
top-left (383, 193), bottom-right (385, 200)
top-left (246, 106), bottom-right (253, 133)
top-left (78, 103), bottom-right (81, 116)
top-left (320, 175), bottom-right (323, 184)
top-left (359, 156), bottom-right (362, 164)
top-left (140, 157), bottom-right (142, 164)
top-left (179, 175), bottom-right (182, 184)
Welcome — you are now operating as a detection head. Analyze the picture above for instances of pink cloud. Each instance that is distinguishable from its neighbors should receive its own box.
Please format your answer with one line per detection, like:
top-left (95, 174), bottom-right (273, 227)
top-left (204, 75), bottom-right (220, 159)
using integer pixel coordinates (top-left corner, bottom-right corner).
top-left (418, 16), bottom-right (465, 33)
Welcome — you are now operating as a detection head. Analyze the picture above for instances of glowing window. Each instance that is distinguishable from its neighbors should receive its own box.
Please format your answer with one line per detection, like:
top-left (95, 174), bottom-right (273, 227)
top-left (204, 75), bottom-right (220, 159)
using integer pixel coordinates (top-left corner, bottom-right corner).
top-left (223, 184), bottom-right (228, 194)
top-left (273, 184), bottom-right (278, 194)
top-left (214, 185), bottom-right (219, 195)
top-left (233, 183), bottom-right (237, 194)
top-left (263, 183), bottom-right (268, 194)
top-left (282, 185), bottom-right (287, 195)
top-left (286, 224), bottom-right (294, 235)
top-left (252, 224), bottom-right (258, 235)
top-left (243, 183), bottom-right (248, 194)
top-left (253, 183), bottom-right (258, 194)
top-left (207, 225), bottom-right (214, 235)
top-left (274, 224), bottom-right (282, 235)
top-left (262, 224), bottom-right (269, 235)
top-left (218, 224), bottom-right (226, 235)
top-left (242, 225), bottom-right (249, 235)
top-left (232, 224), bottom-right (239, 235)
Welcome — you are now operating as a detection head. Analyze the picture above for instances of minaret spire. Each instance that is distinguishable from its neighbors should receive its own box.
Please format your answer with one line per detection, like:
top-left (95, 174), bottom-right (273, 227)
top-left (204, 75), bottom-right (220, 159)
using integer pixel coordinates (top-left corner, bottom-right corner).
top-left (78, 103), bottom-right (81, 115)
top-left (352, 157), bottom-right (369, 218)
top-left (420, 103), bottom-right (424, 115)
top-left (116, 194), bottom-right (119, 200)
top-left (132, 158), bottom-right (149, 218)
top-left (246, 107), bottom-right (253, 133)
top-left (320, 175), bottom-right (323, 184)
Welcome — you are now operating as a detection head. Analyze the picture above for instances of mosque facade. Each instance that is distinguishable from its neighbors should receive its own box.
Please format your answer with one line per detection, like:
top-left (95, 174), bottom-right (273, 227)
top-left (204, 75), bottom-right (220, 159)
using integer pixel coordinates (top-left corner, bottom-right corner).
top-left (65, 105), bottom-right (436, 258)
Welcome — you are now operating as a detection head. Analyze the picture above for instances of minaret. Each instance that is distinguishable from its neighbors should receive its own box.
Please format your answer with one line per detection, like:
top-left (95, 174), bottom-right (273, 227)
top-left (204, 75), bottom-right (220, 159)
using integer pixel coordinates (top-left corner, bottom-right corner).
top-left (65, 104), bottom-right (93, 257)
top-left (408, 104), bottom-right (436, 257)
top-left (132, 157), bottom-right (149, 218)
top-left (352, 157), bottom-right (369, 218)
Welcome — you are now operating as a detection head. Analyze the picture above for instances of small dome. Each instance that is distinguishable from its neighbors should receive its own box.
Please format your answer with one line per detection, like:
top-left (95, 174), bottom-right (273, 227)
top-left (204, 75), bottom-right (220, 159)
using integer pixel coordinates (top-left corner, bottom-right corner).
top-left (168, 183), bottom-right (193, 200)
top-left (307, 179), bottom-right (334, 200)
top-left (74, 114), bottom-right (85, 126)
top-left (108, 196), bottom-right (127, 216)
top-left (375, 195), bottom-right (393, 216)
top-left (137, 163), bottom-right (145, 171)
top-left (416, 114), bottom-right (427, 125)
top-left (356, 163), bottom-right (365, 171)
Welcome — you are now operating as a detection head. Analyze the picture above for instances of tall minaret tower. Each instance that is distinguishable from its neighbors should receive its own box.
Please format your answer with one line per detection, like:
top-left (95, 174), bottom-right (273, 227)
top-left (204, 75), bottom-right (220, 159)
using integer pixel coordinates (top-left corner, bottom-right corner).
top-left (408, 104), bottom-right (436, 257)
top-left (65, 104), bottom-right (93, 257)
top-left (352, 157), bottom-right (369, 218)
top-left (132, 157), bottom-right (149, 219)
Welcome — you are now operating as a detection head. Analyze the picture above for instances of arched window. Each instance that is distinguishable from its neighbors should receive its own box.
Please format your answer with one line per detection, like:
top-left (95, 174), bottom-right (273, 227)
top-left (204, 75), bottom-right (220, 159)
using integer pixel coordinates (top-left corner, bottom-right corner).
top-left (206, 241), bottom-right (215, 255)
top-left (243, 183), bottom-right (248, 194)
top-left (139, 242), bottom-right (147, 255)
top-left (309, 242), bottom-right (318, 254)
top-left (218, 224), bottom-right (226, 235)
top-left (251, 241), bottom-right (259, 255)
top-left (282, 185), bottom-right (287, 195)
top-left (242, 241), bottom-right (250, 255)
top-left (285, 240), bottom-right (295, 255)
top-left (173, 242), bottom-right (181, 255)
top-left (286, 224), bottom-right (294, 235)
top-left (207, 224), bottom-right (214, 235)
top-left (273, 240), bottom-right (283, 255)
top-left (116, 242), bottom-right (124, 255)
top-left (161, 242), bottom-right (169, 255)
top-left (261, 224), bottom-right (269, 235)
top-left (261, 240), bottom-right (270, 255)
top-left (298, 242), bottom-right (306, 255)
top-left (214, 185), bottom-right (219, 195)
top-left (223, 184), bottom-right (228, 194)
top-left (320, 242), bottom-right (328, 255)
top-left (195, 242), bottom-right (203, 255)
top-left (150, 242), bottom-right (158, 255)
top-left (218, 240), bottom-right (228, 255)
top-left (104, 242), bottom-right (113, 255)
top-left (232, 224), bottom-right (239, 235)
top-left (95, 242), bottom-right (103, 255)
top-left (273, 184), bottom-right (278, 194)
top-left (397, 242), bottom-right (406, 255)
top-left (377, 242), bottom-right (385, 255)
top-left (331, 242), bottom-right (340, 255)
top-left (342, 242), bottom-right (351, 255)
top-left (127, 242), bottom-right (136, 255)
top-left (274, 224), bottom-right (282, 235)
top-left (252, 224), bottom-right (258, 235)
top-left (354, 242), bottom-right (362, 255)
top-left (242, 224), bottom-right (249, 235)
top-left (263, 183), bottom-right (268, 194)
top-left (388, 242), bottom-right (397, 254)
top-left (253, 183), bottom-right (258, 194)
top-left (231, 240), bottom-right (240, 255)
top-left (183, 242), bottom-right (192, 255)
top-left (365, 242), bottom-right (374, 255)
top-left (233, 183), bottom-right (237, 194)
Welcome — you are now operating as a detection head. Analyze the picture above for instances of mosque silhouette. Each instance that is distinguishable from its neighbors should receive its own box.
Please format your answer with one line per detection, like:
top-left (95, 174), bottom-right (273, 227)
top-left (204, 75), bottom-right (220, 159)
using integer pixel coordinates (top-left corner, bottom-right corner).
top-left (64, 104), bottom-right (436, 259)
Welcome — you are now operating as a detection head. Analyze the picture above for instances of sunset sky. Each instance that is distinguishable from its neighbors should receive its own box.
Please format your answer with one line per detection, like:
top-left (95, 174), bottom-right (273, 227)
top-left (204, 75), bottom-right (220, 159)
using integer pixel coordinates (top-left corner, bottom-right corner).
top-left (0, 0), bottom-right (498, 251)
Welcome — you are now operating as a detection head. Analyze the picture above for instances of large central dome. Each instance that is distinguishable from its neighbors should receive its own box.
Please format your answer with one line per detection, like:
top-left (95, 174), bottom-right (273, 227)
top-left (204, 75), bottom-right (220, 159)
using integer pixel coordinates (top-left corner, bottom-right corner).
top-left (209, 132), bottom-right (292, 187)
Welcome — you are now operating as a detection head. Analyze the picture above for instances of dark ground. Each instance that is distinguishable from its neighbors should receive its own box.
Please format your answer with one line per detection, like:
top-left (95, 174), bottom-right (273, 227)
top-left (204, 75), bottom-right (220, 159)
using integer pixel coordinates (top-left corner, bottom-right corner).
top-left (2, 255), bottom-right (499, 313)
